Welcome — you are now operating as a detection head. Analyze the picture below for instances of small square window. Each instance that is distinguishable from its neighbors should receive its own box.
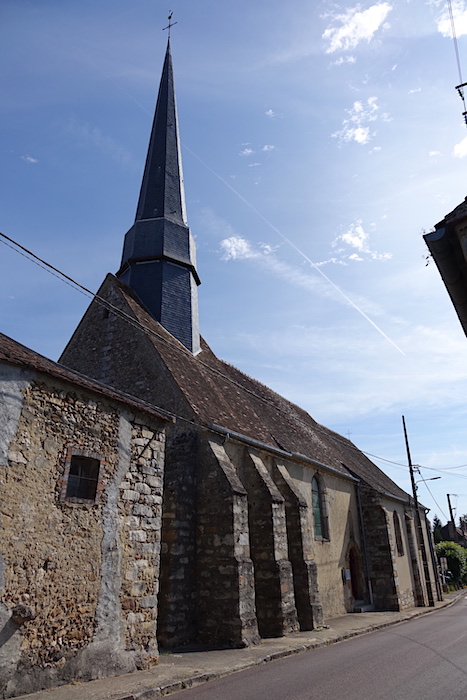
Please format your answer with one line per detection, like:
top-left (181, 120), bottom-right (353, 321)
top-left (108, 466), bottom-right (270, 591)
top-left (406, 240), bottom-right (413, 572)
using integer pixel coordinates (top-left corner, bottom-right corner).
top-left (66, 455), bottom-right (100, 500)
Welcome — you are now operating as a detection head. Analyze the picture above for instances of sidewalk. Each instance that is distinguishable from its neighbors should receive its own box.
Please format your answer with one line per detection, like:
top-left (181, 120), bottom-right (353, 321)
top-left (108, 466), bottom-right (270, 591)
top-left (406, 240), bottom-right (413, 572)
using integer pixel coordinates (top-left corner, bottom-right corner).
top-left (20, 592), bottom-right (463, 700)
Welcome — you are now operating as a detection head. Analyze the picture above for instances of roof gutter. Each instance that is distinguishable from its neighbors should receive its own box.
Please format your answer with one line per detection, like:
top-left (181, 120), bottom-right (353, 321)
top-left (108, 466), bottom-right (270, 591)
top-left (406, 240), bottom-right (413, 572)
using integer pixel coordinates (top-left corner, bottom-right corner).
top-left (207, 423), bottom-right (357, 482)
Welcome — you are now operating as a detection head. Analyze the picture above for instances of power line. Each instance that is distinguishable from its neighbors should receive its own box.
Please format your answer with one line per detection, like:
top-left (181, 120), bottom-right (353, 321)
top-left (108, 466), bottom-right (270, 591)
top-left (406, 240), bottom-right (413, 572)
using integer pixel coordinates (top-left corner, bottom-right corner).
top-left (417, 473), bottom-right (449, 521)
top-left (448, 0), bottom-right (467, 125)
top-left (449, 0), bottom-right (465, 85)
top-left (415, 464), bottom-right (467, 479)
top-left (2, 229), bottom-right (467, 484)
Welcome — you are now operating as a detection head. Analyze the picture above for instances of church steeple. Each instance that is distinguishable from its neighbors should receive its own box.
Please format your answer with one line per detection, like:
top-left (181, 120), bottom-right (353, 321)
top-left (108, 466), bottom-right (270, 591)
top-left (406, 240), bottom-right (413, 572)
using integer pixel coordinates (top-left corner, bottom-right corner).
top-left (135, 39), bottom-right (187, 226)
top-left (117, 38), bottom-right (201, 354)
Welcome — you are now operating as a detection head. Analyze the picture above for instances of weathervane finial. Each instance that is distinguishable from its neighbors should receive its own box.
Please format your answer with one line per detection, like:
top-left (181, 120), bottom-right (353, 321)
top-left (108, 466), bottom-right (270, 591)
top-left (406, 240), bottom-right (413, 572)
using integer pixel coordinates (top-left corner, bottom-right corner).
top-left (163, 10), bottom-right (177, 39)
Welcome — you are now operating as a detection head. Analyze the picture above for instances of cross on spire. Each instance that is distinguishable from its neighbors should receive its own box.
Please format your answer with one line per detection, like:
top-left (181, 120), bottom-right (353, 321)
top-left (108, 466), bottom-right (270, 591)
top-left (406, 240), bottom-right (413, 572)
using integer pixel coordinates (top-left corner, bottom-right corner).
top-left (163, 11), bottom-right (177, 38)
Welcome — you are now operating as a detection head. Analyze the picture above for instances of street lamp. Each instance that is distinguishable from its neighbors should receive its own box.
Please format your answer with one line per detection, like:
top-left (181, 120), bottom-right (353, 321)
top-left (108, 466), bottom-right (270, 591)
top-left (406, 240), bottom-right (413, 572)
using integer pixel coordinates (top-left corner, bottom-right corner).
top-left (415, 476), bottom-right (442, 491)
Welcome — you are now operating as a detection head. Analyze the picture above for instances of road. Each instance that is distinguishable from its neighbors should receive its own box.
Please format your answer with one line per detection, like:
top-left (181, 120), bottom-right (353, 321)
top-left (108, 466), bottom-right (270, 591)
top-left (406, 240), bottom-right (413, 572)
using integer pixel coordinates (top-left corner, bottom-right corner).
top-left (172, 597), bottom-right (467, 700)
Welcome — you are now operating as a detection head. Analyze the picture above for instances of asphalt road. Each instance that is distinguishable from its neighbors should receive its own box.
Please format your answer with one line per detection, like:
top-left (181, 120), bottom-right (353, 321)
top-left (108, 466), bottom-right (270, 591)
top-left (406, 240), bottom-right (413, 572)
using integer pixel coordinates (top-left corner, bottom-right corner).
top-left (172, 597), bottom-right (467, 700)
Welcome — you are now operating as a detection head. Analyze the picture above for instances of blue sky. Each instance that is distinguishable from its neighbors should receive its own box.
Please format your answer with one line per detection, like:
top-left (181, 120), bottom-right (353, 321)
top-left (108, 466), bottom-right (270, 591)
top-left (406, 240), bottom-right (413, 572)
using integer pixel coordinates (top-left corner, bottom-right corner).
top-left (2, 0), bottom-right (467, 525)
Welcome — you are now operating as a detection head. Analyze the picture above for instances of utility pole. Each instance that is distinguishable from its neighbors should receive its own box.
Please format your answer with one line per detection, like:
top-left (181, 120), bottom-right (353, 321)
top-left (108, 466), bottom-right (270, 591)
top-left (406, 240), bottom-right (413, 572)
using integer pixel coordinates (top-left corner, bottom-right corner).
top-left (447, 494), bottom-right (458, 543)
top-left (402, 416), bottom-right (435, 607)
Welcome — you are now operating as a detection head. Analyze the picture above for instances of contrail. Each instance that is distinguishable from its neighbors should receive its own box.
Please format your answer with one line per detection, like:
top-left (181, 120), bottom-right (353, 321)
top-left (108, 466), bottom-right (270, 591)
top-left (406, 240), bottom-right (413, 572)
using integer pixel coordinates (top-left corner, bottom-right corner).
top-left (184, 146), bottom-right (406, 356)
top-left (82, 40), bottom-right (405, 357)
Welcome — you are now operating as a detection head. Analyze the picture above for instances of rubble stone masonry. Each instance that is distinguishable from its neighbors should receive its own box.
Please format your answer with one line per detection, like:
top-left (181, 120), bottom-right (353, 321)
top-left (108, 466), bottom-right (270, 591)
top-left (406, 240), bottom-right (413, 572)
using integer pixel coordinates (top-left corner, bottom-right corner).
top-left (0, 368), bottom-right (166, 697)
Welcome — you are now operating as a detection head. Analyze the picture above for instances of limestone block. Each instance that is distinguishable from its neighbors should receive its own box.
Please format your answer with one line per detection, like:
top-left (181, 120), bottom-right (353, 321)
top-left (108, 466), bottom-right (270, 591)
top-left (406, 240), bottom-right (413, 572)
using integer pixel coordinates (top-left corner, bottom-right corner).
top-left (122, 490), bottom-right (140, 501)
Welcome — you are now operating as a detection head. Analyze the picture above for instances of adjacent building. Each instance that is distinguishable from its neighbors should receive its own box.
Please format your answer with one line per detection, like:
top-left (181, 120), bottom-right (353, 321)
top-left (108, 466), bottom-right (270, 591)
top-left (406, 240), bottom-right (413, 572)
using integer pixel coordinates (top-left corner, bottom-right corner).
top-left (0, 334), bottom-right (170, 697)
top-left (424, 197), bottom-right (467, 336)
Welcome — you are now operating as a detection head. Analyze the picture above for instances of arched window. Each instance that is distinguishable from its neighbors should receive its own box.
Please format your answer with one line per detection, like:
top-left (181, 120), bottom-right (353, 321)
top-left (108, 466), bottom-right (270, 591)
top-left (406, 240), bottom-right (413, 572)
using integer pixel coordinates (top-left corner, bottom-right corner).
top-left (312, 475), bottom-right (328, 539)
top-left (393, 510), bottom-right (404, 556)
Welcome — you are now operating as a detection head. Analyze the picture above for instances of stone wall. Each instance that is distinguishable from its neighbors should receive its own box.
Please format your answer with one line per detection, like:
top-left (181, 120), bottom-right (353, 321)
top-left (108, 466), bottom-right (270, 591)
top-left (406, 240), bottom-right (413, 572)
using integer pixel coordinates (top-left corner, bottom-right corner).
top-left (283, 460), bottom-right (356, 618)
top-left (273, 460), bottom-right (323, 629)
top-left (195, 437), bottom-right (259, 648)
top-left (387, 504), bottom-right (416, 610)
top-left (239, 451), bottom-right (298, 638)
top-left (118, 420), bottom-right (165, 659)
top-left (157, 424), bottom-right (198, 648)
top-left (404, 513), bottom-right (426, 607)
top-left (0, 367), bottom-right (166, 697)
top-left (60, 276), bottom-right (190, 420)
top-left (360, 485), bottom-right (399, 611)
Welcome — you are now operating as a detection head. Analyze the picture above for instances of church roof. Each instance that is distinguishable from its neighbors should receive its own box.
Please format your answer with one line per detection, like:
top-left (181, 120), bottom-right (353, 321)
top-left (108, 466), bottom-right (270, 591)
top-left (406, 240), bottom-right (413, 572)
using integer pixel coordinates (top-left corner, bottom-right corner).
top-left (111, 275), bottom-right (410, 503)
top-left (0, 331), bottom-right (172, 423)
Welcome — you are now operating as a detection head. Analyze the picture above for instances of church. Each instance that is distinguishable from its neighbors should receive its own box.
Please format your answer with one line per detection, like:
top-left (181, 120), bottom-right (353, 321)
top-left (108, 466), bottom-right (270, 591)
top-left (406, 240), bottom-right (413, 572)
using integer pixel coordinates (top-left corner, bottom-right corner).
top-left (0, 36), bottom-right (439, 696)
top-left (60, 37), bottom-right (440, 644)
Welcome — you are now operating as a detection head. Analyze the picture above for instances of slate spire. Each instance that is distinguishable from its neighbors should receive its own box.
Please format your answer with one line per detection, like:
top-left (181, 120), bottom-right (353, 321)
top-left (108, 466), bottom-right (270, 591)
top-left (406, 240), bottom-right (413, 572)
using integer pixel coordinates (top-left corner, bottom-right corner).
top-left (117, 38), bottom-right (201, 354)
top-left (135, 38), bottom-right (187, 225)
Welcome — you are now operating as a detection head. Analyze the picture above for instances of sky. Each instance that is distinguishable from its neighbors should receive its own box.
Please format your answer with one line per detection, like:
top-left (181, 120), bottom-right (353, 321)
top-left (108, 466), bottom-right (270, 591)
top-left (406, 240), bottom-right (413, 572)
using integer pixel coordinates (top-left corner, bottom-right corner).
top-left (2, 0), bottom-right (467, 526)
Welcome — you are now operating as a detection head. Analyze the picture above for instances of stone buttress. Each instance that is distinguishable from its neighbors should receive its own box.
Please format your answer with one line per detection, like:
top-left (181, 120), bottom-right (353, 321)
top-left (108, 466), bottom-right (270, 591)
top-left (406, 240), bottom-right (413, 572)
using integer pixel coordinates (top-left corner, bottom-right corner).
top-left (273, 460), bottom-right (324, 629)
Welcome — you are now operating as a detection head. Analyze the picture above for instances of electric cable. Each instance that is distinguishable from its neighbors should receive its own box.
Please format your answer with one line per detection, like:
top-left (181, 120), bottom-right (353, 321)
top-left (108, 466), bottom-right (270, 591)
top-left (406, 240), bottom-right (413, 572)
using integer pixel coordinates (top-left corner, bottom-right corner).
top-left (417, 475), bottom-right (449, 521)
top-left (448, 0), bottom-right (467, 124)
top-left (2, 229), bottom-right (467, 486)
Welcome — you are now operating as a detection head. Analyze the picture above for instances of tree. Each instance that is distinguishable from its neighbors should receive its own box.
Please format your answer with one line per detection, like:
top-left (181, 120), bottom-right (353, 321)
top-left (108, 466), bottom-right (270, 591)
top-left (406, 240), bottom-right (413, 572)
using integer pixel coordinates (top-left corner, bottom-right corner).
top-left (432, 515), bottom-right (443, 544)
top-left (436, 541), bottom-right (467, 586)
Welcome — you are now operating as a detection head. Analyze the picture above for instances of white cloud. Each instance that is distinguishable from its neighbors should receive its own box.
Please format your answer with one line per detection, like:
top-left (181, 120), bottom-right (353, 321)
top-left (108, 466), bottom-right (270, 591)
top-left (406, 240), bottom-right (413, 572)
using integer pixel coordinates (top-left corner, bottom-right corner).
top-left (354, 126), bottom-right (371, 144)
top-left (429, 150), bottom-right (441, 157)
top-left (219, 235), bottom-right (347, 303)
top-left (265, 109), bottom-right (276, 118)
top-left (314, 257), bottom-right (347, 267)
top-left (408, 87), bottom-right (422, 94)
top-left (248, 162), bottom-right (261, 167)
top-left (341, 223), bottom-right (369, 251)
top-left (21, 155), bottom-right (38, 164)
top-left (322, 2), bottom-right (392, 53)
top-left (217, 230), bottom-right (387, 319)
top-left (240, 147), bottom-right (254, 157)
top-left (262, 144), bottom-right (275, 152)
top-left (220, 236), bottom-right (281, 263)
top-left (453, 136), bottom-right (467, 158)
top-left (333, 96), bottom-right (389, 145)
top-left (333, 220), bottom-right (392, 261)
top-left (437, 1), bottom-right (467, 37)
top-left (332, 56), bottom-right (357, 65)
top-left (220, 236), bottom-right (256, 261)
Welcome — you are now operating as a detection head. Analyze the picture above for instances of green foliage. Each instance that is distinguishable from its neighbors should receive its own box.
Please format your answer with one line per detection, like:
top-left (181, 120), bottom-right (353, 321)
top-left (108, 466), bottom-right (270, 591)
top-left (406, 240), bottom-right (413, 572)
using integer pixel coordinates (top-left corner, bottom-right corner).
top-left (436, 541), bottom-right (467, 584)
